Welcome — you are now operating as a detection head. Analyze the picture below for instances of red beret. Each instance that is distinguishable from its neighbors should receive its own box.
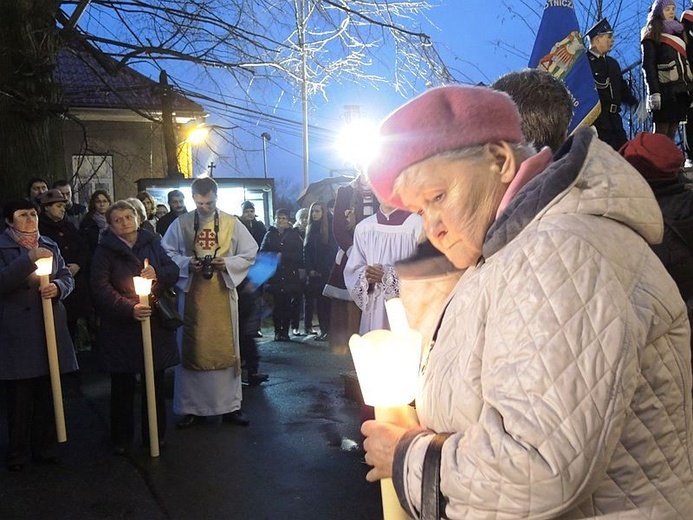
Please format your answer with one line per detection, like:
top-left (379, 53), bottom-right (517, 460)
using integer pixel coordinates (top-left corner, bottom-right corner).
top-left (618, 132), bottom-right (683, 183)
top-left (366, 85), bottom-right (524, 208)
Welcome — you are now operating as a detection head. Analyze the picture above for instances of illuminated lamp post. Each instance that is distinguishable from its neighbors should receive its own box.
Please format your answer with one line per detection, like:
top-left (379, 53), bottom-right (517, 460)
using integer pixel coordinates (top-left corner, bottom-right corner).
top-left (336, 118), bottom-right (380, 171)
top-left (261, 132), bottom-right (271, 179)
top-left (35, 256), bottom-right (67, 443)
top-left (349, 298), bottom-right (421, 520)
top-left (133, 275), bottom-right (159, 458)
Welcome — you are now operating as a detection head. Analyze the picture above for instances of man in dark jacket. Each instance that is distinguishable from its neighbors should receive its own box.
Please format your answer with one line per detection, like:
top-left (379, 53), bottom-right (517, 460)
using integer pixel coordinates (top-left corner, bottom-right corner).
top-left (587, 18), bottom-right (638, 150)
top-left (156, 190), bottom-right (187, 237)
top-left (238, 201), bottom-right (267, 247)
top-left (52, 180), bottom-right (87, 229)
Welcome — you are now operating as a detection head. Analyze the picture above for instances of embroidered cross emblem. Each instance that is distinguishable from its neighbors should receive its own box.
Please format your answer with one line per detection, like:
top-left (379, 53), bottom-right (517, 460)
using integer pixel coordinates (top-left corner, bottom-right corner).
top-left (196, 229), bottom-right (217, 249)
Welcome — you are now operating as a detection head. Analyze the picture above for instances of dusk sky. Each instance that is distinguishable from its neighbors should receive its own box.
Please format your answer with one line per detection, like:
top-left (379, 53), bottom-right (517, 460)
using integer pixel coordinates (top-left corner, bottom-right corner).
top-left (74, 0), bottom-right (656, 198)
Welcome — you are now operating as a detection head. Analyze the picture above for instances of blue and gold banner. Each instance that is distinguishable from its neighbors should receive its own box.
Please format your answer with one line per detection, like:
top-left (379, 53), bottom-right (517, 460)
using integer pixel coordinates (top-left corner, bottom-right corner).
top-left (528, 0), bottom-right (600, 133)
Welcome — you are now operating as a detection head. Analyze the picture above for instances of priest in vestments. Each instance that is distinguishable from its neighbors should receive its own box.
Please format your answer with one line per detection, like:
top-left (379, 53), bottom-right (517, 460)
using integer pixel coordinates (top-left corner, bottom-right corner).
top-left (162, 177), bottom-right (258, 428)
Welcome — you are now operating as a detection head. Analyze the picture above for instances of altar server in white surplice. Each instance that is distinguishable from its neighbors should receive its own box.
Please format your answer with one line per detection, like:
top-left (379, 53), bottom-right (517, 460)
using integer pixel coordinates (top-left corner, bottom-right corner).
top-left (344, 200), bottom-right (423, 334)
top-left (162, 177), bottom-right (258, 428)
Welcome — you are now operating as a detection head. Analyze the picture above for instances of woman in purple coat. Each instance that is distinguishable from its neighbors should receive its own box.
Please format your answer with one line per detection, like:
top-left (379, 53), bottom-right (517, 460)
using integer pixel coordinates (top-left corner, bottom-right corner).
top-left (0, 199), bottom-right (78, 471)
top-left (90, 201), bottom-right (180, 455)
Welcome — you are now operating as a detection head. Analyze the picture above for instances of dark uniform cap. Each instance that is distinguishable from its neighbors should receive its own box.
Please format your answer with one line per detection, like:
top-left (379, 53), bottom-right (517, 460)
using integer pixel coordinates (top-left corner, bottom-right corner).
top-left (38, 189), bottom-right (68, 206)
top-left (586, 18), bottom-right (613, 39)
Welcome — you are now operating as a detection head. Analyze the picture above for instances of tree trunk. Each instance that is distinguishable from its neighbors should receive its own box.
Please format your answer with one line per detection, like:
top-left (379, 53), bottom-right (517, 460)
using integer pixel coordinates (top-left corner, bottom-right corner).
top-left (0, 0), bottom-right (65, 202)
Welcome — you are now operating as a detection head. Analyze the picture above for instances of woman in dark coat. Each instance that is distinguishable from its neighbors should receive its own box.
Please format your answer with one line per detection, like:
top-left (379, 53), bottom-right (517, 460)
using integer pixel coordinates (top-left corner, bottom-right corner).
top-left (303, 202), bottom-right (337, 341)
top-left (620, 133), bottom-right (693, 389)
top-left (641, 0), bottom-right (693, 138)
top-left (90, 200), bottom-right (180, 455)
top-left (79, 190), bottom-right (112, 254)
top-left (260, 208), bottom-right (304, 341)
top-left (38, 189), bottom-right (92, 343)
top-left (0, 199), bottom-right (78, 471)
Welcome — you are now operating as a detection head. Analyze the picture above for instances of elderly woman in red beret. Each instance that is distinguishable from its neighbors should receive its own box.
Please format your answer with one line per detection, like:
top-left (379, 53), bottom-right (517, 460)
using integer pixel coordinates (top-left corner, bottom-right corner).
top-left (360, 85), bottom-right (693, 518)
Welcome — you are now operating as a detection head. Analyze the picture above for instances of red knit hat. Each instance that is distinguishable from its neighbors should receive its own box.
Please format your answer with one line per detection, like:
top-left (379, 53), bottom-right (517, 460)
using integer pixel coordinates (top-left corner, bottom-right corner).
top-left (618, 132), bottom-right (683, 183)
top-left (365, 85), bottom-right (524, 208)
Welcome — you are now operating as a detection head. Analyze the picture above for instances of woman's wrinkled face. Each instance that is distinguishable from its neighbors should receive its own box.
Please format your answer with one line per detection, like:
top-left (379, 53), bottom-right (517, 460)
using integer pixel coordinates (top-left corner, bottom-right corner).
top-left (109, 209), bottom-right (138, 237)
top-left (44, 202), bottom-right (66, 222)
top-left (311, 206), bottom-right (323, 221)
top-left (299, 212), bottom-right (308, 228)
top-left (397, 149), bottom-right (509, 269)
top-left (9, 208), bottom-right (39, 233)
top-left (94, 195), bottom-right (110, 214)
top-left (663, 4), bottom-right (676, 21)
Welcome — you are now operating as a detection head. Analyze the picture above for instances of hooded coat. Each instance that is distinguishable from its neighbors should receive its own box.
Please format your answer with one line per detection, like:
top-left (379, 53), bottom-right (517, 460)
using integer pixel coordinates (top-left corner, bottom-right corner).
top-left (260, 225), bottom-right (304, 296)
top-left (90, 228), bottom-right (180, 373)
top-left (393, 130), bottom-right (693, 518)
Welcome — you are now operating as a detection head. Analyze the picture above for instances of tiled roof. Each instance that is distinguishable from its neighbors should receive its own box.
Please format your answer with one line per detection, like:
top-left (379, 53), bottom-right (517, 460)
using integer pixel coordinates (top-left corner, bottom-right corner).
top-left (54, 39), bottom-right (204, 115)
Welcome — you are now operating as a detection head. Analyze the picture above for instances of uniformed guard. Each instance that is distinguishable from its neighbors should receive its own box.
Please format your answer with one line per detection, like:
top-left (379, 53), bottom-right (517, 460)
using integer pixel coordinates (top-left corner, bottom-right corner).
top-left (587, 18), bottom-right (639, 150)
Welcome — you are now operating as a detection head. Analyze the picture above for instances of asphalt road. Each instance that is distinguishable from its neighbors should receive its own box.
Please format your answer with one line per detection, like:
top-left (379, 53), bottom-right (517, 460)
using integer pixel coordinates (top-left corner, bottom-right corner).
top-left (0, 329), bottom-right (382, 520)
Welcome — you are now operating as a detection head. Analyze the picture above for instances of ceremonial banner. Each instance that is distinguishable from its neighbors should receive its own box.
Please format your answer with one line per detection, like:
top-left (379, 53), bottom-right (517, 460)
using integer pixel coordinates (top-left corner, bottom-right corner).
top-left (528, 0), bottom-right (600, 133)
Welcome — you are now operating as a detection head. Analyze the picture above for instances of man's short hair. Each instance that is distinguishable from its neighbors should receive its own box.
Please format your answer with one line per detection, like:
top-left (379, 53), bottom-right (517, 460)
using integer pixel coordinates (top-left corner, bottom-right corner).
top-left (167, 189), bottom-right (184, 204)
top-left (27, 177), bottom-right (48, 194)
top-left (191, 177), bottom-right (218, 196)
top-left (52, 179), bottom-right (70, 189)
top-left (492, 69), bottom-right (573, 153)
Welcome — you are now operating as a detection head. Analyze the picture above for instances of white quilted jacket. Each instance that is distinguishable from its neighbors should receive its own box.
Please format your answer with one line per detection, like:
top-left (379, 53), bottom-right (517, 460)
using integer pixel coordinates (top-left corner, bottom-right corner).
top-left (393, 130), bottom-right (693, 519)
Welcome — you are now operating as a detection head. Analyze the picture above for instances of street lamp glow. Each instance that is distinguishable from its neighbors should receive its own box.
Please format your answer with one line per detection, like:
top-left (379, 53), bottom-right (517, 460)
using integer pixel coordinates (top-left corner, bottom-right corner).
top-left (336, 119), bottom-right (380, 167)
top-left (187, 125), bottom-right (210, 145)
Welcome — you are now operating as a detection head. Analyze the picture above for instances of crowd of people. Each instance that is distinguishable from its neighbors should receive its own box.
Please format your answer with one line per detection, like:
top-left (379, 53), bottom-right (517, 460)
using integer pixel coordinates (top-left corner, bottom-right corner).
top-left (1, 172), bottom-right (383, 469)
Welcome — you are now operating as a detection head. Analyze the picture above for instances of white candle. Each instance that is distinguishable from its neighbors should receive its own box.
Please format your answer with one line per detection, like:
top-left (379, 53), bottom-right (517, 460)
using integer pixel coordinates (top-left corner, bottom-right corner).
top-left (385, 298), bottom-right (409, 335)
top-left (36, 256), bottom-right (67, 443)
top-left (349, 326), bottom-right (422, 520)
top-left (134, 276), bottom-right (159, 457)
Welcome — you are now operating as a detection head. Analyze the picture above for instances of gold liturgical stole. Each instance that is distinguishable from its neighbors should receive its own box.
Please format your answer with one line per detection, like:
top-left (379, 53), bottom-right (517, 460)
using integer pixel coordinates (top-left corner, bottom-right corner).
top-left (182, 212), bottom-right (237, 370)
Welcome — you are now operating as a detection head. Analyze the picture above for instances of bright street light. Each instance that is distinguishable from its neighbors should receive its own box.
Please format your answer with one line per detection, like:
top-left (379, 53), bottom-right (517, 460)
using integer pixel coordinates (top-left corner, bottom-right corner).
top-left (186, 124), bottom-right (210, 145)
top-left (336, 119), bottom-right (380, 168)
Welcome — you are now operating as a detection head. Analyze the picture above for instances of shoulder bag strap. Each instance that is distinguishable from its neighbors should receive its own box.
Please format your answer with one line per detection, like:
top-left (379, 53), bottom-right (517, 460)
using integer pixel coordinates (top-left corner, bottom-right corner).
top-left (420, 432), bottom-right (452, 520)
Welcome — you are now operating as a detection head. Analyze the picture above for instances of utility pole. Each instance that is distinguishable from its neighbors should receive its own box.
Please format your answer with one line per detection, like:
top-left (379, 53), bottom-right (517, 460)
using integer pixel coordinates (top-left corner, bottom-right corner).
top-left (298, 0), bottom-right (310, 190)
top-left (261, 132), bottom-right (271, 178)
top-left (159, 70), bottom-right (180, 178)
